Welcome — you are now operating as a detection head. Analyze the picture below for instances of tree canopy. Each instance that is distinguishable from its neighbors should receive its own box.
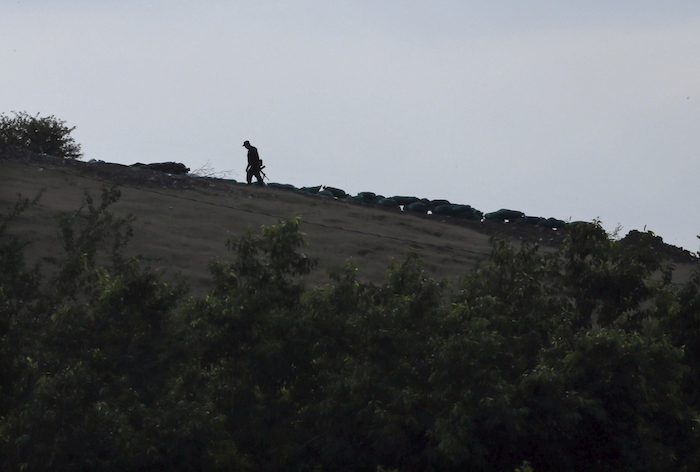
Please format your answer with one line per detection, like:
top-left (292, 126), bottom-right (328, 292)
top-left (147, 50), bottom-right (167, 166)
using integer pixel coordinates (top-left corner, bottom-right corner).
top-left (1, 188), bottom-right (699, 471)
top-left (0, 111), bottom-right (82, 159)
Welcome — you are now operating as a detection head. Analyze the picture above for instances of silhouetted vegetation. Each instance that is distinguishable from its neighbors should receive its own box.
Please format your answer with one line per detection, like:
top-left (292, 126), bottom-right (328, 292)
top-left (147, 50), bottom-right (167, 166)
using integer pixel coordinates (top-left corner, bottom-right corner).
top-left (1, 188), bottom-right (699, 471)
top-left (0, 111), bottom-right (82, 159)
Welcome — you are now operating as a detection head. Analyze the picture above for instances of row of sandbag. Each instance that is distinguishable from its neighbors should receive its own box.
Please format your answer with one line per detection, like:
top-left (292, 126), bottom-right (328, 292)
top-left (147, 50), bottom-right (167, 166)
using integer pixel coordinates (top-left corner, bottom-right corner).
top-left (282, 184), bottom-right (587, 229)
top-left (484, 209), bottom-right (590, 229)
top-left (294, 186), bottom-right (483, 221)
top-left (130, 162), bottom-right (191, 174)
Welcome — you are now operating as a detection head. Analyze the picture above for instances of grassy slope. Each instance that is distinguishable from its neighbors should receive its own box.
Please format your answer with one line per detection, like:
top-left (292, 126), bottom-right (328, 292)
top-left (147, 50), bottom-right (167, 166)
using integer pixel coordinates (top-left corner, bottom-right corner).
top-left (1, 155), bottom-right (494, 294)
top-left (1, 152), bottom-right (696, 295)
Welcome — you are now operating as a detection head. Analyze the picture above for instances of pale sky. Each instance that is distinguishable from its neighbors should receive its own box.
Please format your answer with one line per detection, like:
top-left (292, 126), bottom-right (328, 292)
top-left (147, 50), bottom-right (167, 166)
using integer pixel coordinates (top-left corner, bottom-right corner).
top-left (2, 1), bottom-right (699, 252)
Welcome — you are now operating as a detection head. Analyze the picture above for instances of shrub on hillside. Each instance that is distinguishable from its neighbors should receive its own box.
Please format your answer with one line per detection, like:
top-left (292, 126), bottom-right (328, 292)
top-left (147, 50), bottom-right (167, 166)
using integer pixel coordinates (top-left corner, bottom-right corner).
top-left (3, 189), bottom-right (700, 472)
top-left (0, 111), bottom-right (82, 159)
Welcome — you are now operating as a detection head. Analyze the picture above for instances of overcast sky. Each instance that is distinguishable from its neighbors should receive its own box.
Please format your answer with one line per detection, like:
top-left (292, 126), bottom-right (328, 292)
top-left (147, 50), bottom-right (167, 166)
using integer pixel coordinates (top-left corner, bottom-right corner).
top-left (2, 1), bottom-right (699, 252)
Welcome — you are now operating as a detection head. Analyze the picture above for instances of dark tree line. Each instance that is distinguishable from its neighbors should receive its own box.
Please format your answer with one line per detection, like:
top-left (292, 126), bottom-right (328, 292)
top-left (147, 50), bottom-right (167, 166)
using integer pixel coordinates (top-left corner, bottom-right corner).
top-left (1, 187), bottom-right (699, 471)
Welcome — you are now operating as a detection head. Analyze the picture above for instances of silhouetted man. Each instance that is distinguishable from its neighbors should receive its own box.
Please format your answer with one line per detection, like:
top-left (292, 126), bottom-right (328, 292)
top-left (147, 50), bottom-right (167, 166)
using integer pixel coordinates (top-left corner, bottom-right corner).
top-left (243, 140), bottom-right (264, 185)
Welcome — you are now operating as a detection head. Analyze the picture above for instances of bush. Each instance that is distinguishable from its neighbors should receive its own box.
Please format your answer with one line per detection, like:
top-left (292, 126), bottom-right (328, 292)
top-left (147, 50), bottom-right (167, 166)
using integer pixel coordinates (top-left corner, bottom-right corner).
top-left (3, 192), bottom-right (700, 472)
top-left (0, 111), bottom-right (82, 159)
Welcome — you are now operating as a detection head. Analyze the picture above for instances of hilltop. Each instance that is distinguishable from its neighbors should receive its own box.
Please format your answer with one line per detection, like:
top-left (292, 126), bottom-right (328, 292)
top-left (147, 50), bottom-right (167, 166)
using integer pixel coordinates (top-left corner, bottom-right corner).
top-left (1, 148), bottom-right (696, 294)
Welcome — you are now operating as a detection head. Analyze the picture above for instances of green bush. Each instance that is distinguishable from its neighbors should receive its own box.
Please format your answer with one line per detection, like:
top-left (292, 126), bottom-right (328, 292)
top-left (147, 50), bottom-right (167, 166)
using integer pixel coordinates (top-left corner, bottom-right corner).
top-left (0, 111), bottom-right (82, 159)
top-left (2, 191), bottom-right (700, 472)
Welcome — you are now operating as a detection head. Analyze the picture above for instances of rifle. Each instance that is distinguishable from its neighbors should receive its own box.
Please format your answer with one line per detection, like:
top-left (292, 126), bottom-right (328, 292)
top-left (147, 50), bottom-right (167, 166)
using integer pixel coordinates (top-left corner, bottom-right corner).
top-left (258, 159), bottom-right (268, 181)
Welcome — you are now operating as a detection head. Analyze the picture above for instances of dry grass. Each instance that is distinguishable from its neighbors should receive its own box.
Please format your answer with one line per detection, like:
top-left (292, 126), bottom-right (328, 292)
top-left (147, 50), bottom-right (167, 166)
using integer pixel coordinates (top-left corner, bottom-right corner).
top-left (1, 154), bottom-right (696, 296)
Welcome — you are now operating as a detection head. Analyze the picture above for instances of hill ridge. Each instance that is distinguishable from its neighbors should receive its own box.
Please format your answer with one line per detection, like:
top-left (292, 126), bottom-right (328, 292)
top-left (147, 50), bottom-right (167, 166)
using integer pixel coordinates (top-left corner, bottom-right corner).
top-left (1, 148), bottom-right (696, 294)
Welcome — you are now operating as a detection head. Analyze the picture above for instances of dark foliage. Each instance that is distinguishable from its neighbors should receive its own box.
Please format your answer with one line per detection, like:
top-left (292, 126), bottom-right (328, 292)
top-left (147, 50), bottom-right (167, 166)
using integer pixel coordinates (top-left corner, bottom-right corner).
top-left (1, 191), bottom-right (699, 471)
top-left (0, 111), bottom-right (82, 159)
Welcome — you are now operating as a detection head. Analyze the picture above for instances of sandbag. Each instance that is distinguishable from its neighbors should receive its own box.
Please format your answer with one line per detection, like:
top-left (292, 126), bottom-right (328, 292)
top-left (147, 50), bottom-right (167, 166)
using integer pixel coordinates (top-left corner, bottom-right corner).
top-left (406, 201), bottom-right (429, 213)
top-left (428, 199), bottom-right (451, 209)
top-left (485, 209), bottom-right (525, 222)
top-left (300, 185), bottom-right (322, 194)
top-left (268, 183), bottom-right (296, 190)
top-left (132, 162), bottom-right (190, 174)
top-left (376, 198), bottom-right (399, 209)
top-left (391, 196), bottom-right (420, 206)
top-left (353, 192), bottom-right (379, 203)
top-left (537, 217), bottom-right (567, 229)
top-left (451, 205), bottom-right (474, 215)
top-left (433, 204), bottom-right (458, 216)
top-left (455, 208), bottom-right (483, 220)
top-left (323, 186), bottom-right (347, 198)
top-left (433, 204), bottom-right (475, 217)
